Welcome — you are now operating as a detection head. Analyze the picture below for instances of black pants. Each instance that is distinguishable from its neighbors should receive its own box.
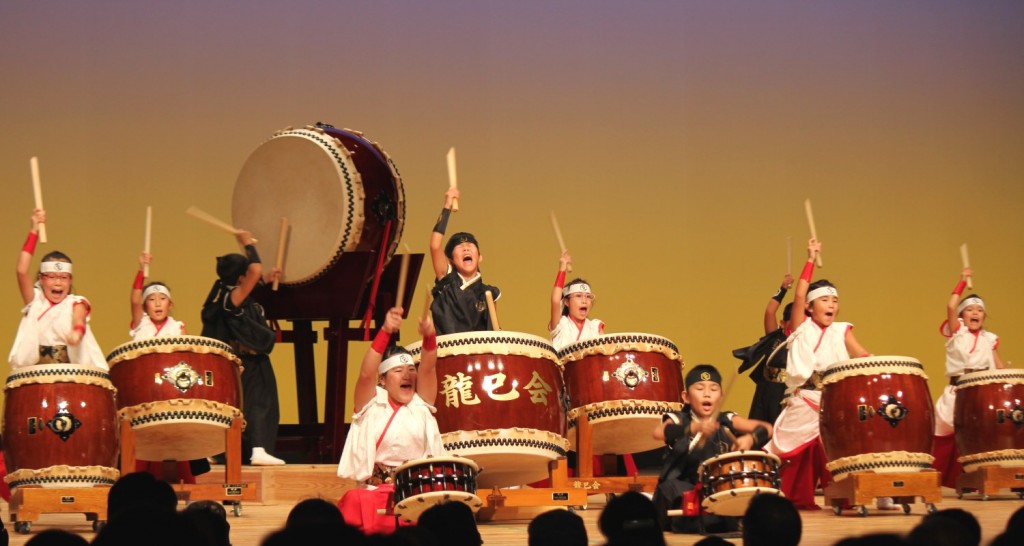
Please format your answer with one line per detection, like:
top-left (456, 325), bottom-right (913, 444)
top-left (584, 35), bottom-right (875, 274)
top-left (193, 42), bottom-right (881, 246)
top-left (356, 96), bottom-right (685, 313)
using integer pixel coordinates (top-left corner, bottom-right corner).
top-left (240, 353), bottom-right (280, 458)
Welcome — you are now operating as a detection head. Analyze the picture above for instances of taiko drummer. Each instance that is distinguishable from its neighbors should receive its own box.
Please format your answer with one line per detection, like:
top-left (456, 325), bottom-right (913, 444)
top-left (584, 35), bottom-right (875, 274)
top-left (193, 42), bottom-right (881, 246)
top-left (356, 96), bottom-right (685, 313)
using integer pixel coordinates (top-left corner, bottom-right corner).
top-left (931, 266), bottom-right (1005, 488)
top-left (337, 306), bottom-right (444, 534)
top-left (651, 364), bottom-right (773, 534)
top-left (10, 208), bottom-right (106, 371)
top-left (548, 250), bottom-right (604, 351)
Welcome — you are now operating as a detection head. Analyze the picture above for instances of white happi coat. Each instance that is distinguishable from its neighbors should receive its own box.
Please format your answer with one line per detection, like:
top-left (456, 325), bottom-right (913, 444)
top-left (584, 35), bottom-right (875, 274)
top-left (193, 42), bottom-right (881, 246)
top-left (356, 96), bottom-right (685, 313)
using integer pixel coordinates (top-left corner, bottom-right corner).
top-left (129, 314), bottom-right (187, 340)
top-left (550, 315), bottom-right (604, 351)
top-left (9, 287), bottom-right (107, 370)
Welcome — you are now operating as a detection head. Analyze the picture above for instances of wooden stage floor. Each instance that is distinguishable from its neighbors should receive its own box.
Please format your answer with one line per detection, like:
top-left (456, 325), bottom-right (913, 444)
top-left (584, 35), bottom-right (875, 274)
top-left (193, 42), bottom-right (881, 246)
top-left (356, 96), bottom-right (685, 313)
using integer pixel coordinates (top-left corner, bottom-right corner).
top-left (3, 465), bottom-right (1022, 546)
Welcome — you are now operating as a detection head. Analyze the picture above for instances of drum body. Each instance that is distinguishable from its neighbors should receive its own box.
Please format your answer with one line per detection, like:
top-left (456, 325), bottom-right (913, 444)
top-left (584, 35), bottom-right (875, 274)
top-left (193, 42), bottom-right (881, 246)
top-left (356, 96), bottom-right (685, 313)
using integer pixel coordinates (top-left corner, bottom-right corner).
top-left (106, 336), bottom-right (244, 461)
top-left (392, 456), bottom-right (482, 523)
top-left (954, 368), bottom-right (1024, 472)
top-left (698, 450), bottom-right (782, 516)
top-left (233, 123), bottom-right (405, 287)
top-left (3, 364), bottom-right (120, 488)
top-left (558, 333), bottom-right (684, 455)
top-left (819, 356), bottom-right (935, 481)
top-left (407, 331), bottom-right (568, 488)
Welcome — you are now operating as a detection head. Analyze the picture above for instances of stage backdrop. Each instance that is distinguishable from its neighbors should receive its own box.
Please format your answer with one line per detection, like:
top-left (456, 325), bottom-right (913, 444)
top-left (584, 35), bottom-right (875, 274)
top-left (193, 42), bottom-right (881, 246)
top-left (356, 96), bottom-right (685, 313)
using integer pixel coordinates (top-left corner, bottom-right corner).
top-left (3, 2), bottom-right (1022, 438)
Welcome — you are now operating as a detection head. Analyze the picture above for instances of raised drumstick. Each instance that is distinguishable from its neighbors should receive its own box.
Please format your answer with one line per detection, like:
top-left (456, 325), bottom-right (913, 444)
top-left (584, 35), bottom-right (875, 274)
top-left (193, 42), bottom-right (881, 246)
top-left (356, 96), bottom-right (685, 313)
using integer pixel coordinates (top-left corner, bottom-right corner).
top-left (30, 157), bottom-right (48, 243)
top-left (550, 210), bottom-right (573, 273)
top-left (447, 147), bottom-right (459, 212)
top-left (185, 206), bottom-right (258, 243)
top-left (395, 244), bottom-right (411, 309)
top-left (143, 206), bottom-right (152, 278)
top-left (485, 290), bottom-right (500, 331)
top-left (804, 198), bottom-right (823, 267)
top-left (272, 217), bottom-right (288, 291)
top-left (960, 243), bottom-right (973, 290)
top-left (422, 292), bottom-right (434, 322)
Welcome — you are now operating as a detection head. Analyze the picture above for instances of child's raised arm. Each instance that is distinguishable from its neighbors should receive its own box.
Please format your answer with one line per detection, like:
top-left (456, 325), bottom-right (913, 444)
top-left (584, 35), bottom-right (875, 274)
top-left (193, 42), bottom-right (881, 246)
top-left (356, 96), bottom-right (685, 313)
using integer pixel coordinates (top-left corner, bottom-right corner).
top-left (229, 230), bottom-right (263, 307)
top-left (946, 267), bottom-right (972, 335)
top-left (429, 187), bottom-right (460, 280)
top-left (790, 238), bottom-right (821, 331)
top-left (16, 209), bottom-right (46, 305)
top-left (764, 273), bottom-right (794, 335)
top-left (548, 251), bottom-right (571, 331)
top-left (130, 252), bottom-right (150, 329)
top-left (416, 315), bottom-right (438, 405)
top-left (354, 307), bottom-right (403, 410)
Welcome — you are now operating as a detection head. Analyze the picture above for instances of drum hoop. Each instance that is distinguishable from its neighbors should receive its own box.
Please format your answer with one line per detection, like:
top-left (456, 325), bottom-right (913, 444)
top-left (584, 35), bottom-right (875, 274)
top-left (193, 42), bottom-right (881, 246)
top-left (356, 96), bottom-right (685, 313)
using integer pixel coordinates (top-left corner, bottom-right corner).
top-left (4, 465), bottom-right (120, 488)
top-left (394, 455), bottom-right (481, 474)
top-left (704, 486), bottom-right (782, 500)
top-left (441, 428), bottom-right (570, 456)
top-left (956, 369), bottom-right (1024, 388)
top-left (119, 399), bottom-right (244, 427)
top-left (699, 450), bottom-right (781, 468)
top-left (407, 332), bottom-right (559, 364)
top-left (556, 332), bottom-right (683, 363)
top-left (824, 451), bottom-right (934, 479)
top-left (821, 356), bottom-right (928, 385)
top-left (5, 364), bottom-right (115, 392)
top-left (566, 400), bottom-right (683, 425)
top-left (958, 448), bottom-right (1024, 467)
top-left (105, 335), bottom-right (241, 366)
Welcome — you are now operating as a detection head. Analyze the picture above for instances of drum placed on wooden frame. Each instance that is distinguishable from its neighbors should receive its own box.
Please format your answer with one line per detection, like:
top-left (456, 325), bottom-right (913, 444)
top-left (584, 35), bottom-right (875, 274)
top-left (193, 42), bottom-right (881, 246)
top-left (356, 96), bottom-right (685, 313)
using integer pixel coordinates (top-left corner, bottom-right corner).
top-left (819, 356), bottom-right (935, 481)
top-left (3, 364), bottom-right (120, 488)
top-left (698, 450), bottom-right (782, 516)
top-left (232, 123), bottom-right (405, 286)
top-left (392, 456), bottom-right (483, 524)
top-left (105, 336), bottom-right (243, 461)
top-left (954, 368), bottom-right (1024, 472)
top-left (557, 333), bottom-right (684, 455)
top-left (407, 331), bottom-right (568, 488)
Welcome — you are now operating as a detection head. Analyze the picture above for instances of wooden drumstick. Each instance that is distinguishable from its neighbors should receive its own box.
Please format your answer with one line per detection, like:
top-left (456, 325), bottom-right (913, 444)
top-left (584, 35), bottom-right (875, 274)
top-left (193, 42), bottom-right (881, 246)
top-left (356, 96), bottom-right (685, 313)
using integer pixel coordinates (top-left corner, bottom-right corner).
top-left (447, 147), bottom-right (459, 213)
top-left (143, 206), bottom-right (152, 278)
top-left (550, 210), bottom-right (573, 273)
top-left (185, 206), bottom-right (258, 243)
top-left (960, 243), bottom-right (973, 290)
top-left (30, 156), bottom-right (48, 243)
top-left (422, 291), bottom-right (434, 323)
top-left (272, 217), bottom-right (288, 291)
top-left (804, 198), bottom-right (823, 268)
top-left (485, 290), bottom-right (500, 331)
top-left (395, 245), bottom-right (411, 310)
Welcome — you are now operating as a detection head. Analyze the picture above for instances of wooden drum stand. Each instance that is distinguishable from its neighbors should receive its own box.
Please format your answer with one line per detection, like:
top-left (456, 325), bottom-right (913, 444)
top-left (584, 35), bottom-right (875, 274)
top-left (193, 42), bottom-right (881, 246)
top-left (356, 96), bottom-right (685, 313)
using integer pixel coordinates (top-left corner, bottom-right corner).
top-left (825, 470), bottom-right (941, 516)
top-left (956, 465), bottom-right (1024, 500)
top-left (7, 485), bottom-right (110, 534)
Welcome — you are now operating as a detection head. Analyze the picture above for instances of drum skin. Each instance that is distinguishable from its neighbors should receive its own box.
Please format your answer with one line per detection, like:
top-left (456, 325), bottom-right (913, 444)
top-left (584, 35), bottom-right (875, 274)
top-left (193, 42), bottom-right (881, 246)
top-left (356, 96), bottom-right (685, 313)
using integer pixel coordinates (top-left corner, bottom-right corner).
top-left (3, 364), bottom-right (119, 487)
top-left (954, 369), bottom-right (1024, 467)
top-left (819, 356), bottom-right (934, 463)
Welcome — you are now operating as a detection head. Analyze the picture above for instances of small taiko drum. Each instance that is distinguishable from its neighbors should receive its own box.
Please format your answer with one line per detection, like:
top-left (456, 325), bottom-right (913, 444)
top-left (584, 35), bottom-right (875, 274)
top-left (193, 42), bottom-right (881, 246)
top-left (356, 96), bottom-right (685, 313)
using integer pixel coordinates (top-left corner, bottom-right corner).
top-left (105, 336), bottom-right (243, 461)
top-left (407, 331), bottom-right (568, 488)
top-left (699, 450), bottom-right (783, 516)
top-left (954, 368), bottom-right (1024, 472)
top-left (232, 123), bottom-right (405, 287)
top-left (819, 356), bottom-right (935, 481)
top-left (2, 364), bottom-right (120, 488)
top-left (392, 456), bottom-right (483, 523)
top-left (557, 333), bottom-right (685, 455)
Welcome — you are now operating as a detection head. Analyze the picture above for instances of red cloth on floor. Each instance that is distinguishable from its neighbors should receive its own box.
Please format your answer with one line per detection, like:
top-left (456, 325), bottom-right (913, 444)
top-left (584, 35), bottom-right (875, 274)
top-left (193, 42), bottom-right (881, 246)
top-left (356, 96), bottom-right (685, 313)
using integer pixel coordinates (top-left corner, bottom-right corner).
top-left (776, 437), bottom-right (830, 510)
top-left (135, 460), bottom-right (196, 484)
top-left (339, 484), bottom-right (412, 534)
top-left (931, 434), bottom-right (962, 489)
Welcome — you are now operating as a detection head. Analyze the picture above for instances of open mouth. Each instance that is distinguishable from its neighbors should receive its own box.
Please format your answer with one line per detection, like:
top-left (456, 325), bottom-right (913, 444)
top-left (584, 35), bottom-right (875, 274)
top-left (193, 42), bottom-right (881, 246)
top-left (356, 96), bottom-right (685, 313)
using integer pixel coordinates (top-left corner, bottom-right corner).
top-left (701, 401), bottom-right (714, 411)
top-left (461, 255), bottom-right (473, 265)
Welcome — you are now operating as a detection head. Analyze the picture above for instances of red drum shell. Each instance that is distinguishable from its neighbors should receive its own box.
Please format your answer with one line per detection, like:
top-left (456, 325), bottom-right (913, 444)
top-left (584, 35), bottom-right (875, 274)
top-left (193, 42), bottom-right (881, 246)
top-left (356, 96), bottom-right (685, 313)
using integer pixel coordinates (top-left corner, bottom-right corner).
top-left (699, 451), bottom-right (781, 495)
top-left (954, 369), bottom-right (1024, 468)
top-left (391, 456), bottom-right (483, 523)
top-left (3, 364), bottom-right (119, 487)
top-left (819, 356), bottom-right (934, 463)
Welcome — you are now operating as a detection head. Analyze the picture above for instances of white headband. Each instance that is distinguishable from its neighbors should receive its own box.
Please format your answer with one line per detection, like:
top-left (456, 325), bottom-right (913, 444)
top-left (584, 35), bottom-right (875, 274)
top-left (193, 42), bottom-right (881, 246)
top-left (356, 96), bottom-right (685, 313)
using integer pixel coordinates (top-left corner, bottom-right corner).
top-left (378, 352), bottom-right (414, 376)
top-left (40, 261), bottom-right (72, 274)
top-left (806, 286), bottom-right (838, 303)
top-left (957, 296), bottom-right (985, 315)
top-left (562, 283), bottom-right (593, 299)
top-left (142, 284), bottom-right (172, 302)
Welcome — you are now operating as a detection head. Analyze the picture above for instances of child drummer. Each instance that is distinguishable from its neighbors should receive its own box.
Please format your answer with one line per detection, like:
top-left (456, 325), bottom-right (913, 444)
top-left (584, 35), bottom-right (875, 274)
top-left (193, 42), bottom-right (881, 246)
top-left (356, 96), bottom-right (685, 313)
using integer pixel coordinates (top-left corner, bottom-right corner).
top-left (931, 266), bottom-right (1005, 487)
top-left (652, 364), bottom-right (773, 534)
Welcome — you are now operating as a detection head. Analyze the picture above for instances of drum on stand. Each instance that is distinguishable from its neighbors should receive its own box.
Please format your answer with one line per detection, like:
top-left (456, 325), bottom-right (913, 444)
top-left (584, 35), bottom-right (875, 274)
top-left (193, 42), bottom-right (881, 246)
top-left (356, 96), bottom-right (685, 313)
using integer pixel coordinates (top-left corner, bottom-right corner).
top-left (954, 368), bottom-right (1024, 472)
top-left (106, 336), bottom-right (243, 461)
top-left (392, 456), bottom-right (483, 523)
top-left (407, 332), bottom-right (568, 488)
top-left (3, 364), bottom-right (120, 489)
top-left (819, 356), bottom-right (935, 481)
top-left (557, 333), bottom-right (684, 455)
top-left (699, 450), bottom-right (783, 516)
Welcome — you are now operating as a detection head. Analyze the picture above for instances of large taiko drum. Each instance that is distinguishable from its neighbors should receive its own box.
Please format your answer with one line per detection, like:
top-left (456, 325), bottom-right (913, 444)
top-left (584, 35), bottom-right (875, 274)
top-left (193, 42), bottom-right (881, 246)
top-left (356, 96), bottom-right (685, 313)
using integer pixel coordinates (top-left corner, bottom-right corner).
top-left (557, 333), bottom-right (685, 455)
top-left (392, 456), bottom-right (483, 524)
top-left (407, 331), bottom-right (568, 488)
top-left (699, 450), bottom-right (783, 516)
top-left (2, 364), bottom-right (120, 488)
top-left (819, 356), bottom-right (935, 481)
top-left (954, 368), bottom-right (1024, 472)
top-left (105, 336), bottom-right (244, 461)
top-left (232, 123), bottom-right (405, 286)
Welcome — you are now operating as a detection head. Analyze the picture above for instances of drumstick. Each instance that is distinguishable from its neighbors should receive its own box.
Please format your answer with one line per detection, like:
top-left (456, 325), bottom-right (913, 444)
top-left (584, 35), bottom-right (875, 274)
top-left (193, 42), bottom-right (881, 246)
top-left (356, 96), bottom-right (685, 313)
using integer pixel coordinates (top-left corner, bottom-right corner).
top-left (272, 217), bottom-right (288, 291)
top-left (30, 156), bottom-right (48, 243)
top-left (550, 210), bottom-right (573, 273)
top-left (185, 206), bottom-right (258, 243)
top-left (447, 147), bottom-right (459, 213)
top-left (804, 198), bottom-right (823, 268)
top-left (143, 206), bottom-right (152, 278)
top-left (960, 243), bottom-right (973, 290)
top-left (485, 290), bottom-right (500, 331)
top-left (422, 292), bottom-right (434, 322)
top-left (395, 244), bottom-right (411, 309)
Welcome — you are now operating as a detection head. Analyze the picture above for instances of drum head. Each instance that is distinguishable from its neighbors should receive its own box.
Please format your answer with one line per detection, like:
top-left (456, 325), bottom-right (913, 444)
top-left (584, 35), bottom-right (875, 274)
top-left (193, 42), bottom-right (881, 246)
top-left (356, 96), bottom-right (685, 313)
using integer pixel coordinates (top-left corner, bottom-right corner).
top-left (393, 491), bottom-right (484, 524)
top-left (702, 487), bottom-right (783, 516)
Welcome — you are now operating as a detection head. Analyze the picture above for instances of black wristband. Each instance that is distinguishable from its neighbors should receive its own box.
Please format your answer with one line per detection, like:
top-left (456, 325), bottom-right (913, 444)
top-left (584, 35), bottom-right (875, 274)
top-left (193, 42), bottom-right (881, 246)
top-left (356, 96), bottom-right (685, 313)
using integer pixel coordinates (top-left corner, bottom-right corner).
top-left (771, 286), bottom-right (787, 303)
top-left (244, 244), bottom-right (261, 264)
top-left (433, 207), bottom-right (451, 234)
top-left (751, 425), bottom-right (769, 447)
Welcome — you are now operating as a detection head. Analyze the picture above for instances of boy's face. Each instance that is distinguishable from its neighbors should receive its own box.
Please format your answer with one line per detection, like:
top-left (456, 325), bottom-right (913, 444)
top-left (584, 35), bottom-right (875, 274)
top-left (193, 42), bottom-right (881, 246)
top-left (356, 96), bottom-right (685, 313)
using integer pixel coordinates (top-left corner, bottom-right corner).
top-left (683, 380), bottom-right (722, 418)
top-left (960, 304), bottom-right (986, 331)
top-left (380, 364), bottom-right (418, 405)
top-left (144, 294), bottom-right (172, 322)
top-left (563, 292), bottom-right (593, 321)
top-left (807, 295), bottom-right (839, 326)
top-left (449, 242), bottom-right (481, 277)
top-left (39, 270), bottom-right (72, 304)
